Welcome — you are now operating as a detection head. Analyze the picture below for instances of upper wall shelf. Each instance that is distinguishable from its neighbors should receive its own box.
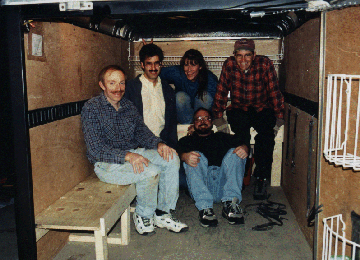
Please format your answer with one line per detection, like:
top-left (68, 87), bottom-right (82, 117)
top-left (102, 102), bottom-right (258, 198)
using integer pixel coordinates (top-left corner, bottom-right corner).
top-left (128, 54), bottom-right (283, 71)
top-left (323, 74), bottom-right (360, 171)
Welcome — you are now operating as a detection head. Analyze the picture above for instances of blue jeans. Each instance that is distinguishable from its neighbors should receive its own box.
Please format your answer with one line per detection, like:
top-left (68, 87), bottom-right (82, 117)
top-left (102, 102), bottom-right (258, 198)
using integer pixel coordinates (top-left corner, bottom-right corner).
top-left (183, 149), bottom-right (246, 211)
top-left (176, 91), bottom-right (214, 124)
top-left (94, 148), bottom-right (180, 219)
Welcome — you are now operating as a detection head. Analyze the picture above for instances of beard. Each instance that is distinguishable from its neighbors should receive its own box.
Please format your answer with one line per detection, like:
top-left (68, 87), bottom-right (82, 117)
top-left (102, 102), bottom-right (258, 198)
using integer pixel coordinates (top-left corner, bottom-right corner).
top-left (195, 124), bottom-right (212, 135)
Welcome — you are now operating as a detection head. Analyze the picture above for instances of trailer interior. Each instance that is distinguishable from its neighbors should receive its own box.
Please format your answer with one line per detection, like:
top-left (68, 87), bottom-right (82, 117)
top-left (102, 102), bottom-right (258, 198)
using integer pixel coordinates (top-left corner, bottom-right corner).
top-left (1, 0), bottom-right (360, 259)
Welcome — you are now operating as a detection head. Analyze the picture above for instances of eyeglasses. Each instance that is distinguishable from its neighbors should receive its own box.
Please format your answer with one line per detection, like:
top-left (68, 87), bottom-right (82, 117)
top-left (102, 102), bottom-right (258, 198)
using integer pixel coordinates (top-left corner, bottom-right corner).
top-left (194, 116), bottom-right (212, 123)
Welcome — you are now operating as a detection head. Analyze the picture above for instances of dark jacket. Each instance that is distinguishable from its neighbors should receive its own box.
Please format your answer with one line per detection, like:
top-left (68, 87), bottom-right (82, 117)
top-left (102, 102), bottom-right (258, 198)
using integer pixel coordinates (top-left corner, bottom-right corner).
top-left (177, 131), bottom-right (243, 167)
top-left (125, 75), bottom-right (178, 149)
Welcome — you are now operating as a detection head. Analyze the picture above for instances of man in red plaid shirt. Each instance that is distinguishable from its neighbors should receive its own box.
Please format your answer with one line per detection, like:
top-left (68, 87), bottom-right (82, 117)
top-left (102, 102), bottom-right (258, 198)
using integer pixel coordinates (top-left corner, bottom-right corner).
top-left (212, 39), bottom-right (284, 200)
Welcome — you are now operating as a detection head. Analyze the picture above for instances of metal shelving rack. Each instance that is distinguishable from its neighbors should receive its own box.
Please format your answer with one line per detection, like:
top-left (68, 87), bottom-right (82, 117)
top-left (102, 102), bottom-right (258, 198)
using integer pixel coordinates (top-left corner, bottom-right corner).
top-left (128, 40), bottom-right (284, 71)
top-left (129, 54), bottom-right (283, 71)
top-left (322, 214), bottom-right (360, 260)
top-left (323, 74), bottom-right (360, 171)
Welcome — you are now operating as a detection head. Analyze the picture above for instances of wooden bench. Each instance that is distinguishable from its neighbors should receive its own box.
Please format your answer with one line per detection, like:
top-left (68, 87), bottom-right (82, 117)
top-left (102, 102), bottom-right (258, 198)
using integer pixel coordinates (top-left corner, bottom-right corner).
top-left (35, 175), bottom-right (136, 260)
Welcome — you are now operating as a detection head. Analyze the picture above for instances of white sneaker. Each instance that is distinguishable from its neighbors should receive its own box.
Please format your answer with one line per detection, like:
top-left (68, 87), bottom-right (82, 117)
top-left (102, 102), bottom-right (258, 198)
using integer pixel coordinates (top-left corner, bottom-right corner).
top-left (133, 211), bottom-right (156, 236)
top-left (154, 210), bottom-right (189, 233)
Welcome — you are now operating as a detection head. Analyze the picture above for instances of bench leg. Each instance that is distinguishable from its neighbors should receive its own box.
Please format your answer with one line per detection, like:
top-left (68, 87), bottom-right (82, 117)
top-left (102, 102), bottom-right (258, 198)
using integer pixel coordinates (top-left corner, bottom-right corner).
top-left (121, 206), bottom-right (131, 245)
top-left (94, 218), bottom-right (108, 260)
top-left (94, 230), bottom-right (108, 260)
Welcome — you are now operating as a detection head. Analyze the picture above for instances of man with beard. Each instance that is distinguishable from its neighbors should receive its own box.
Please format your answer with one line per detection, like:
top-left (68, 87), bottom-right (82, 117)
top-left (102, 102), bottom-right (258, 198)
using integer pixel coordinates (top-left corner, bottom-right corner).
top-left (81, 65), bottom-right (188, 236)
top-left (177, 108), bottom-right (248, 227)
top-left (212, 39), bottom-right (284, 200)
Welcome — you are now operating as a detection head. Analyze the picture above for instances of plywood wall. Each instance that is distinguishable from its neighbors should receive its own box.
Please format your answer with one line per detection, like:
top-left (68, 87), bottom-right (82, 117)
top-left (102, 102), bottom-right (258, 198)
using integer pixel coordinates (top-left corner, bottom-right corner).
top-left (282, 17), bottom-right (320, 248)
top-left (24, 21), bottom-right (128, 259)
top-left (281, 105), bottom-right (318, 247)
top-left (282, 18), bottom-right (320, 102)
top-left (317, 6), bottom-right (360, 259)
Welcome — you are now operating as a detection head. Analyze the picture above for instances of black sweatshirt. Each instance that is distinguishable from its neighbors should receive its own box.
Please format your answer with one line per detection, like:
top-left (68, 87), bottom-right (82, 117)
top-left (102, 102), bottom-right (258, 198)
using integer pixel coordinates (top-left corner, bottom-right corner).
top-left (177, 131), bottom-right (244, 167)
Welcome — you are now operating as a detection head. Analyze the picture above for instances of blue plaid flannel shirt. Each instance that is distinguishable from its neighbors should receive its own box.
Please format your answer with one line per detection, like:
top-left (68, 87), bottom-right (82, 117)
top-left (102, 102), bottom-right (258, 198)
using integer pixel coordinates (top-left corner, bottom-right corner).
top-left (81, 93), bottom-right (162, 164)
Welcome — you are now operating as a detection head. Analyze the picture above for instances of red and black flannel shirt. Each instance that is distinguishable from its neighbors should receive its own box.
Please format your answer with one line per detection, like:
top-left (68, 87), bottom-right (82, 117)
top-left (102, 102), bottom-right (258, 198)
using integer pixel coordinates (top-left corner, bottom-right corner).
top-left (212, 55), bottom-right (284, 119)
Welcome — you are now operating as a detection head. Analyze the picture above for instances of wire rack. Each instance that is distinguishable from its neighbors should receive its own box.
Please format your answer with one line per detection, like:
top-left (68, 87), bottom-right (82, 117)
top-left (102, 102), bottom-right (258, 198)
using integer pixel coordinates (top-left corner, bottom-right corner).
top-left (323, 74), bottom-right (360, 171)
top-left (128, 54), bottom-right (283, 71)
top-left (322, 214), bottom-right (360, 260)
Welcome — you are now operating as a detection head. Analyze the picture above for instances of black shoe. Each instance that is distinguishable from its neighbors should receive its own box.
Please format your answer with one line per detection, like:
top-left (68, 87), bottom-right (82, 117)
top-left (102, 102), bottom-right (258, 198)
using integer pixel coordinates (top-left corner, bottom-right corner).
top-left (222, 198), bottom-right (245, 225)
top-left (253, 177), bottom-right (268, 200)
top-left (199, 208), bottom-right (218, 227)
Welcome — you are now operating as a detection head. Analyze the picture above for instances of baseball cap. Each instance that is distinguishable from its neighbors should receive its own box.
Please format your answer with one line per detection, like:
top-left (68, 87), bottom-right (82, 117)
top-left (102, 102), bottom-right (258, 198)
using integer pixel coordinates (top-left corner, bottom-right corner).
top-left (234, 39), bottom-right (255, 52)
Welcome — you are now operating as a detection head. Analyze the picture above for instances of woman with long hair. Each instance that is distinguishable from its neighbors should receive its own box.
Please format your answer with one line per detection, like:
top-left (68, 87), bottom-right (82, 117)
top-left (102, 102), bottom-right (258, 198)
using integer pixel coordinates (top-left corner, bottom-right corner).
top-left (160, 49), bottom-right (218, 124)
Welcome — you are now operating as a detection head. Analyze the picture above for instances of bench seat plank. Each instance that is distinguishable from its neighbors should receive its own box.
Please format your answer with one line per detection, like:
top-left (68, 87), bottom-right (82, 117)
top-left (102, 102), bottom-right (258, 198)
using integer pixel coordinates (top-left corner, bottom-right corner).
top-left (36, 175), bottom-right (136, 260)
top-left (36, 175), bottom-right (136, 231)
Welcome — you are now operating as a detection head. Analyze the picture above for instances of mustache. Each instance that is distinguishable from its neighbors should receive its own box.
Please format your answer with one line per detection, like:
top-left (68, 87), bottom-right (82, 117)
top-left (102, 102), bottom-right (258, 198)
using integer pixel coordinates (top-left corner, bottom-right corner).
top-left (149, 70), bottom-right (158, 73)
top-left (111, 90), bottom-right (124, 94)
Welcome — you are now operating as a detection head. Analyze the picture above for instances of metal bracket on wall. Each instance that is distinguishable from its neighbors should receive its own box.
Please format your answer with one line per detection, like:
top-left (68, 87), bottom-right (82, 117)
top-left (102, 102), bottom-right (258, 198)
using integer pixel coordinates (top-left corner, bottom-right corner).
top-left (291, 110), bottom-right (299, 174)
top-left (27, 100), bottom-right (88, 128)
top-left (59, 1), bottom-right (93, 11)
top-left (306, 116), bottom-right (314, 217)
top-left (285, 104), bottom-right (291, 165)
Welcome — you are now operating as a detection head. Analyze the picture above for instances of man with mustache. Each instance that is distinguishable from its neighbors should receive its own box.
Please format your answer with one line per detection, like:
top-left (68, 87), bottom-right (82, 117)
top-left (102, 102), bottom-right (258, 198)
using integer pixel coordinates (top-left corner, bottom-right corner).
top-left (81, 65), bottom-right (188, 236)
top-left (212, 39), bottom-right (285, 200)
top-left (125, 43), bottom-right (177, 149)
top-left (177, 108), bottom-right (248, 227)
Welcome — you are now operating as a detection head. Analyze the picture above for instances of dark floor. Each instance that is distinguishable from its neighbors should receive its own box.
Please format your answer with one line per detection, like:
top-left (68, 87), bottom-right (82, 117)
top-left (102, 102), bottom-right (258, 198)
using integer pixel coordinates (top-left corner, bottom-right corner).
top-left (52, 181), bottom-right (313, 260)
top-left (0, 191), bottom-right (18, 260)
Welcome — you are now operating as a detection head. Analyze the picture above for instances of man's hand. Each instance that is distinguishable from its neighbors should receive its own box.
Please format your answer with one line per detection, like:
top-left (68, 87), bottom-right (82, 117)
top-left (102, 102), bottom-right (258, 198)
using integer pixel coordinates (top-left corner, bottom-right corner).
top-left (181, 151), bottom-right (201, 167)
top-left (233, 145), bottom-right (249, 159)
top-left (187, 124), bottom-right (195, 136)
top-left (125, 152), bottom-right (150, 174)
top-left (274, 118), bottom-right (285, 136)
top-left (157, 142), bottom-right (177, 161)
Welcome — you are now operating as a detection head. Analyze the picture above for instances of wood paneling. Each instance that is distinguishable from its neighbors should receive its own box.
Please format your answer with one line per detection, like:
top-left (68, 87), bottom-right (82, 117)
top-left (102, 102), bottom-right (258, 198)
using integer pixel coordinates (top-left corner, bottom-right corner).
top-left (316, 6), bottom-right (360, 259)
top-left (30, 116), bottom-right (92, 216)
top-left (282, 17), bottom-right (320, 249)
top-left (25, 21), bottom-right (128, 110)
top-left (283, 18), bottom-right (320, 102)
top-left (325, 8), bottom-right (360, 75)
top-left (282, 104), bottom-right (318, 247)
top-left (24, 21), bottom-right (129, 258)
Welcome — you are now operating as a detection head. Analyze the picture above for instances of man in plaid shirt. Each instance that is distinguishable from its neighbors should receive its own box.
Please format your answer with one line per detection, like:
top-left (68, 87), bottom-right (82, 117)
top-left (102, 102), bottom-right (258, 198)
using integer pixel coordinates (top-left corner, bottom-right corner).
top-left (81, 65), bottom-right (188, 236)
top-left (212, 39), bottom-right (284, 200)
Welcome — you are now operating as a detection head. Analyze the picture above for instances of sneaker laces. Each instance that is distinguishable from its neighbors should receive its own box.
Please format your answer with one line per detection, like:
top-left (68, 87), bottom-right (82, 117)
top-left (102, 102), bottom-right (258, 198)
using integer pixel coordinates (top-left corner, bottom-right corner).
top-left (228, 198), bottom-right (242, 216)
top-left (230, 202), bottom-right (242, 215)
top-left (202, 208), bottom-right (216, 220)
top-left (141, 216), bottom-right (152, 227)
top-left (203, 208), bottom-right (215, 216)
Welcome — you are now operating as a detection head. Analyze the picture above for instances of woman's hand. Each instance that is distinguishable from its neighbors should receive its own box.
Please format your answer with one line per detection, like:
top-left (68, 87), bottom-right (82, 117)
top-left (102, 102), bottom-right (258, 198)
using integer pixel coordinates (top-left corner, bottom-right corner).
top-left (142, 38), bottom-right (153, 45)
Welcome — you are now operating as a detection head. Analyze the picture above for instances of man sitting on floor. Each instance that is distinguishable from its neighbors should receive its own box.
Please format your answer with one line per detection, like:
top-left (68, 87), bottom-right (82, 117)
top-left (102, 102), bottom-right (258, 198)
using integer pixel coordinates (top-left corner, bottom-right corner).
top-left (177, 108), bottom-right (248, 227)
top-left (81, 65), bottom-right (188, 236)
